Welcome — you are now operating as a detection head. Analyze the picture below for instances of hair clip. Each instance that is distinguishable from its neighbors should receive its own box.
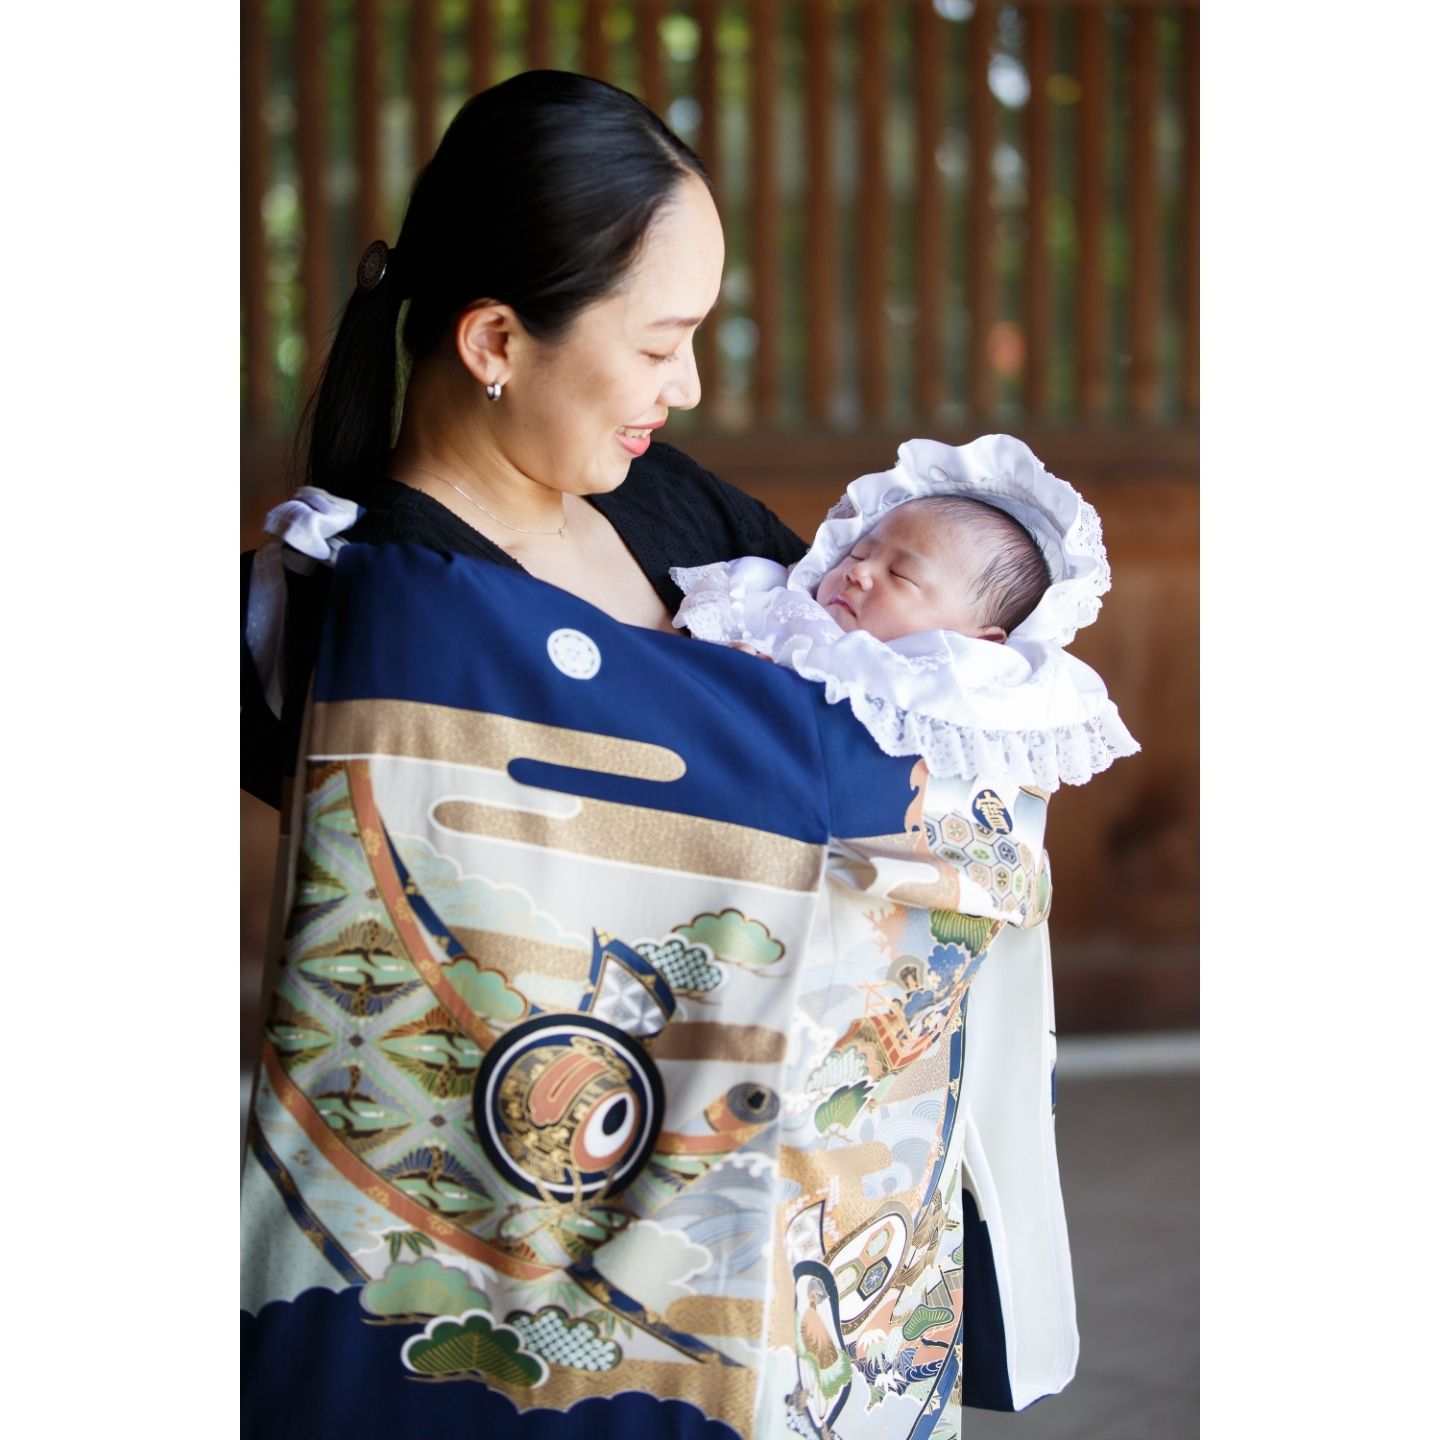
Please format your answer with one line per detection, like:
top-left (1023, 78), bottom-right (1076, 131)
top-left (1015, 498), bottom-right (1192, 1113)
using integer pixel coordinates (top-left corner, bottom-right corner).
top-left (356, 239), bottom-right (390, 291)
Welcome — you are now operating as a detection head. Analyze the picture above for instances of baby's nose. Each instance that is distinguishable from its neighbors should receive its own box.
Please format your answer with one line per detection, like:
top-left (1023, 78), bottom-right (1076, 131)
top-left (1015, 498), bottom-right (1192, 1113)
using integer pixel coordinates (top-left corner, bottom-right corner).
top-left (849, 562), bottom-right (873, 589)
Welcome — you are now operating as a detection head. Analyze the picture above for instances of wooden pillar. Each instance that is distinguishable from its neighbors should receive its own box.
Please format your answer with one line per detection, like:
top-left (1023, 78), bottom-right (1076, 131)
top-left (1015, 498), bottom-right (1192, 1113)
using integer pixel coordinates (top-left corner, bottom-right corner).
top-left (1180, 2), bottom-right (1199, 415)
top-left (1076, 1), bottom-right (1106, 417)
top-left (241, 0), bottom-right (272, 429)
top-left (915, 0), bottom-right (945, 419)
top-left (296, 0), bottom-right (330, 387)
top-left (751, 0), bottom-right (780, 422)
top-left (638, 0), bottom-right (665, 114)
top-left (528, 0), bottom-right (551, 71)
top-left (858, 0), bottom-right (888, 420)
top-left (411, 0), bottom-right (439, 169)
top-left (469, 0), bottom-right (494, 93)
top-left (1127, 4), bottom-right (1160, 417)
top-left (356, 0), bottom-right (381, 247)
top-left (582, 0), bottom-right (608, 79)
top-left (1022, 1), bottom-right (1053, 417)
top-left (967, 1), bottom-right (995, 417)
top-left (804, 0), bottom-right (835, 423)
top-left (695, 0), bottom-right (722, 394)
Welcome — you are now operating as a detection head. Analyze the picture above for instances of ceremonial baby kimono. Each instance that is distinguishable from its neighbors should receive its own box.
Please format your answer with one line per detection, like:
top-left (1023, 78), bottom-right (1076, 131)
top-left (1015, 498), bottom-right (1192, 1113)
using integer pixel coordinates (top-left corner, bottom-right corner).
top-left (241, 439), bottom-right (1133, 1439)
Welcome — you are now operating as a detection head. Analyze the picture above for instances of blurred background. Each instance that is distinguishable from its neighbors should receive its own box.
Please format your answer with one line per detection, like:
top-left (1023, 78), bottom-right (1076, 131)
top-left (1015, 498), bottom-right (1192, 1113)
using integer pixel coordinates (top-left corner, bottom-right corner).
top-left (240, 4), bottom-right (1198, 1428)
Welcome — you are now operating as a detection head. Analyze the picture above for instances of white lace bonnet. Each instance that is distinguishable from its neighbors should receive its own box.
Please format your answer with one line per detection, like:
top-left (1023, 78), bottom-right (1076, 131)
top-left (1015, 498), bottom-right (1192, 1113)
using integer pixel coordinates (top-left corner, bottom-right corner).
top-left (671, 434), bottom-right (1140, 789)
top-left (792, 434), bottom-right (1109, 647)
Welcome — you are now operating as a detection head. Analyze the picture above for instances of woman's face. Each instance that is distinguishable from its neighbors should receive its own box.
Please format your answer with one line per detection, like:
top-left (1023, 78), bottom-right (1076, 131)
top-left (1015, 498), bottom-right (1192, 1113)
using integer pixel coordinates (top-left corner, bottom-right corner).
top-left (501, 174), bottom-right (724, 496)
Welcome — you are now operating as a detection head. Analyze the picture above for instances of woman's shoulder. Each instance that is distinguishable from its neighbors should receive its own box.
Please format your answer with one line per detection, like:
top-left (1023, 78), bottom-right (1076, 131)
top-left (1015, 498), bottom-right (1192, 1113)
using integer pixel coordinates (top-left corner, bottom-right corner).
top-left (346, 476), bottom-right (514, 564)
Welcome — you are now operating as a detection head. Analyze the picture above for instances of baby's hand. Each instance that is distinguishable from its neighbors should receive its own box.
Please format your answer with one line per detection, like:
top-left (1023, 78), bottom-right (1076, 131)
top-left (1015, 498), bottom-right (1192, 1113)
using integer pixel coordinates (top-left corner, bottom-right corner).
top-left (729, 642), bottom-right (774, 662)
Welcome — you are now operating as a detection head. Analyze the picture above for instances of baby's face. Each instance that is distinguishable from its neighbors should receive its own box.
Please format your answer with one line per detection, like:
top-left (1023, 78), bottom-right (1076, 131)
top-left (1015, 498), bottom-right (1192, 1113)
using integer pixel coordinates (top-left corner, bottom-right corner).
top-left (815, 505), bottom-right (998, 643)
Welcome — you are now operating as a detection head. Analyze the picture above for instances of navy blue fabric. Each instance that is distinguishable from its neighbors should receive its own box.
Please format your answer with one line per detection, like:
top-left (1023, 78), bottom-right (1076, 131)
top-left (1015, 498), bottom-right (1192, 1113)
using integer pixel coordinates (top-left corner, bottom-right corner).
top-left (242, 1286), bottom-right (742, 1440)
top-left (808, 666), bottom-right (926, 840)
top-left (958, 1187), bottom-right (1015, 1412)
top-left (316, 544), bottom-right (920, 844)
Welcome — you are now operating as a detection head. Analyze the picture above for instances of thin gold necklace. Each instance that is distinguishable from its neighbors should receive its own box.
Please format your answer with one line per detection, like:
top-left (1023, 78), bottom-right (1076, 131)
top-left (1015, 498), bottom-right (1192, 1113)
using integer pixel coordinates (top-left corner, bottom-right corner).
top-left (412, 467), bottom-right (568, 539)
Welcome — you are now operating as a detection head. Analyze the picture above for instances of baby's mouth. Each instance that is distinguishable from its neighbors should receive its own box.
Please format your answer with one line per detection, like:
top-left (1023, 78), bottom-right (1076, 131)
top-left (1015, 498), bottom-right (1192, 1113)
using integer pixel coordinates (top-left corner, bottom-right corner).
top-left (828, 594), bottom-right (856, 619)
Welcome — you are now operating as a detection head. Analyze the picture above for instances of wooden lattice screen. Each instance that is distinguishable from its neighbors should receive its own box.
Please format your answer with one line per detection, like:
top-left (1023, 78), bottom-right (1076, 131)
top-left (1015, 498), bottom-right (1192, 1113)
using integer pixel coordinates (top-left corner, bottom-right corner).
top-left (241, 0), bottom-right (1198, 449)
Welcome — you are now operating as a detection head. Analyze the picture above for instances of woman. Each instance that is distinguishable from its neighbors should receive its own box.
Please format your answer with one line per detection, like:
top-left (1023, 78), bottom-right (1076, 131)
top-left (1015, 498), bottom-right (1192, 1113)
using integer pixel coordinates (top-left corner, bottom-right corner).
top-left (243, 71), bottom-right (1075, 1440)
top-left (242, 69), bottom-right (804, 806)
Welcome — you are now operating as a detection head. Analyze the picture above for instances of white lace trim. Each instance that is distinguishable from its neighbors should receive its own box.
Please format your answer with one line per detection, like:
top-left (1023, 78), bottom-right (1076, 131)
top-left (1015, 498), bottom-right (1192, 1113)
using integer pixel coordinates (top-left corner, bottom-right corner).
top-left (668, 562), bottom-right (742, 645)
top-left (833, 692), bottom-right (1139, 792)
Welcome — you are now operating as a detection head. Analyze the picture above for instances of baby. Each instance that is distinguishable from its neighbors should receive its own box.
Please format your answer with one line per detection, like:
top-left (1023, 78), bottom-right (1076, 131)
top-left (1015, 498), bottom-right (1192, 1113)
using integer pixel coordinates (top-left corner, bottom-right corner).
top-left (671, 434), bottom-right (1139, 790)
top-left (812, 494), bottom-right (1050, 646)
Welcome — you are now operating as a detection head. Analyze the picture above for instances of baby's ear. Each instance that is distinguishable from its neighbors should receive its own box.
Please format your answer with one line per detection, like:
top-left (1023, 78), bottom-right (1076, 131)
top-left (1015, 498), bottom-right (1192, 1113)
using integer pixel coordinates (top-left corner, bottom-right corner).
top-left (973, 624), bottom-right (1008, 644)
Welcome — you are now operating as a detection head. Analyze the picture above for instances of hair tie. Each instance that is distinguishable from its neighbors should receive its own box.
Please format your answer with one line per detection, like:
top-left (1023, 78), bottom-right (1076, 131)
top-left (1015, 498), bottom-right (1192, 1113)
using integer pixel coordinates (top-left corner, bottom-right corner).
top-left (356, 239), bottom-right (394, 292)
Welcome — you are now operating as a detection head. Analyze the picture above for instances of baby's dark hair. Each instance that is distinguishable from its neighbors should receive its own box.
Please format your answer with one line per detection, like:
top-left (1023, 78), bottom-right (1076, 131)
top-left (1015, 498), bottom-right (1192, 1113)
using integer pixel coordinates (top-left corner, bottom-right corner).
top-left (907, 495), bottom-right (1051, 635)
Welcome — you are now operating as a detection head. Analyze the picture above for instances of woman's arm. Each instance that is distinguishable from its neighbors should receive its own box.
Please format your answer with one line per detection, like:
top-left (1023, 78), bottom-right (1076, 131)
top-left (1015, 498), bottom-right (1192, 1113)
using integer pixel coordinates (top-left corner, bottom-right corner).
top-left (241, 552), bottom-right (330, 808)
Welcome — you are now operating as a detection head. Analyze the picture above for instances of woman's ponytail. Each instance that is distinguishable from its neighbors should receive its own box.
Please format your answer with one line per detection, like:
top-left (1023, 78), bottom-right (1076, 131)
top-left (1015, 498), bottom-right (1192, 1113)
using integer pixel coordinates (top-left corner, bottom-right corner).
top-left (302, 265), bottom-right (407, 504)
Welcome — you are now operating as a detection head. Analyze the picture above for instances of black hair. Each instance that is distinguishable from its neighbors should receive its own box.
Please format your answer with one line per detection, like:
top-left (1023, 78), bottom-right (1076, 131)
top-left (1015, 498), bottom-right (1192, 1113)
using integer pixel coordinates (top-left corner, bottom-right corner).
top-left (303, 70), bottom-right (710, 501)
top-left (907, 495), bottom-right (1052, 635)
